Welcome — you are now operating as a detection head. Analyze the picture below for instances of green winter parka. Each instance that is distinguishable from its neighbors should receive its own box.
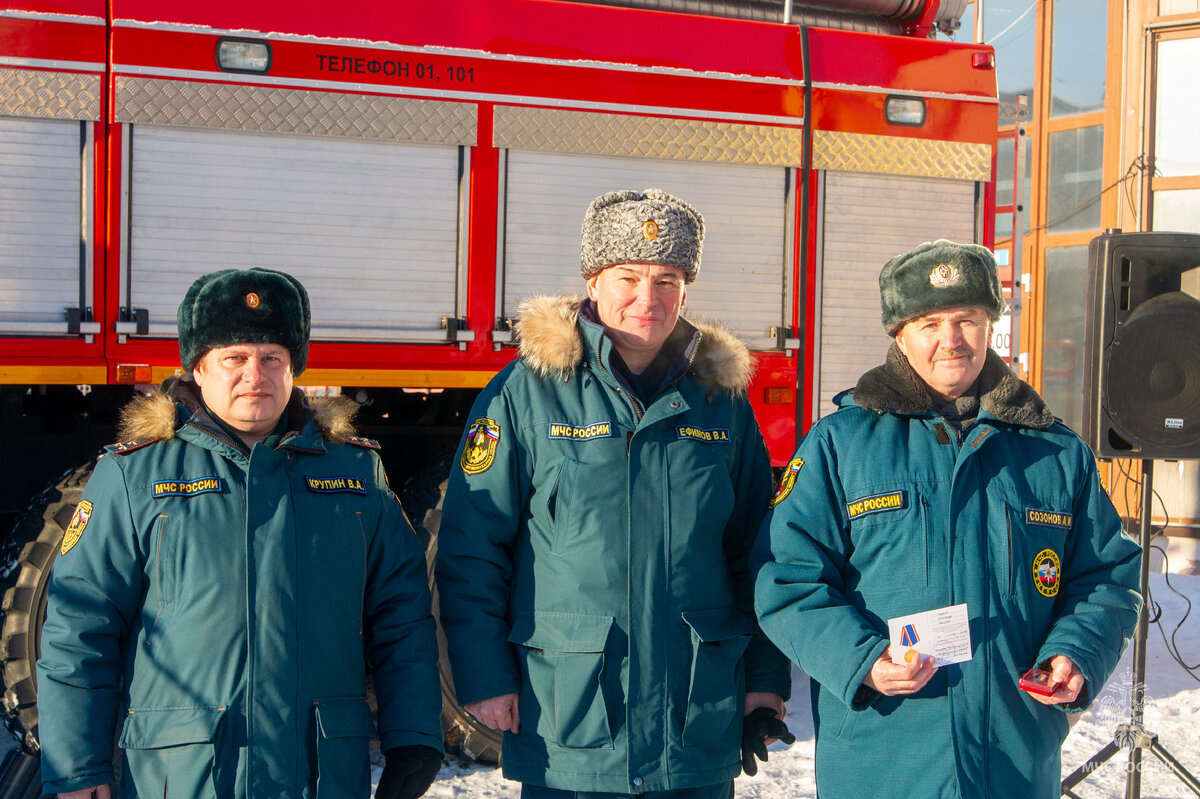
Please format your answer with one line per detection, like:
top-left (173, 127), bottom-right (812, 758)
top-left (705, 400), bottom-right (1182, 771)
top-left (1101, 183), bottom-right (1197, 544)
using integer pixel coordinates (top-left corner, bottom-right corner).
top-left (753, 344), bottom-right (1142, 799)
top-left (37, 379), bottom-right (443, 798)
top-left (434, 296), bottom-right (791, 793)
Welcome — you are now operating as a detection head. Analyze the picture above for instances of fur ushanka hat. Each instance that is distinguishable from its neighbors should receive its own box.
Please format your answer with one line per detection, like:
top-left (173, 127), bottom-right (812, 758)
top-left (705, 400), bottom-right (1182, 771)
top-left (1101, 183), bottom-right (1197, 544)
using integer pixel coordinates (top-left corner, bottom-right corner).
top-left (879, 239), bottom-right (1004, 335)
top-left (580, 188), bottom-right (705, 283)
top-left (177, 267), bottom-right (311, 373)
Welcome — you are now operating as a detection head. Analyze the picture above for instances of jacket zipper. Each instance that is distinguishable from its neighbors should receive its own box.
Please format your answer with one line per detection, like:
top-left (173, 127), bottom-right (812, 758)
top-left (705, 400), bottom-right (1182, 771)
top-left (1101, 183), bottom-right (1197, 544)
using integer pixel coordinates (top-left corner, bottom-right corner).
top-left (596, 328), bottom-right (703, 427)
top-left (594, 338), bottom-right (644, 454)
top-left (185, 419), bottom-right (250, 456)
top-left (148, 514), bottom-right (168, 646)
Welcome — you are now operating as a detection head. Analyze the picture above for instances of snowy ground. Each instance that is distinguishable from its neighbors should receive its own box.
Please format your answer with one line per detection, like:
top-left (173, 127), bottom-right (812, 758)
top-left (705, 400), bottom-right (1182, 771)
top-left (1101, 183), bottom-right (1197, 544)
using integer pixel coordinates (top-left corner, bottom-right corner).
top-left (409, 572), bottom-right (1200, 799)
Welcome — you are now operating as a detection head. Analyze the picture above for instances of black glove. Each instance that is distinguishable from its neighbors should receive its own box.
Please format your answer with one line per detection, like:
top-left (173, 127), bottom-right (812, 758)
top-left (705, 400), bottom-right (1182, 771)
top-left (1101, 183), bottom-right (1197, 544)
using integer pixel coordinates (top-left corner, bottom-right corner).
top-left (740, 706), bottom-right (796, 776)
top-left (375, 745), bottom-right (443, 799)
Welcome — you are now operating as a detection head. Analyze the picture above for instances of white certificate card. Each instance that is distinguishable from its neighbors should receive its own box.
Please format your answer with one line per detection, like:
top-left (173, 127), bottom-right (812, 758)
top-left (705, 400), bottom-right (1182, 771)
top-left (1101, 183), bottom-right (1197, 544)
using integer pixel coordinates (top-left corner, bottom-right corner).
top-left (887, 603), bottom-right (972, 666)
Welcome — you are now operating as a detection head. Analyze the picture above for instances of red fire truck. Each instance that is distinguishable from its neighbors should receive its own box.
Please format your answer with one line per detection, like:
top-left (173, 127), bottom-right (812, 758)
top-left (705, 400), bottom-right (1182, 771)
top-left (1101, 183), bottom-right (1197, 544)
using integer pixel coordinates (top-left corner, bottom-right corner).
top-left (0, 0), bottom-right (996, 776)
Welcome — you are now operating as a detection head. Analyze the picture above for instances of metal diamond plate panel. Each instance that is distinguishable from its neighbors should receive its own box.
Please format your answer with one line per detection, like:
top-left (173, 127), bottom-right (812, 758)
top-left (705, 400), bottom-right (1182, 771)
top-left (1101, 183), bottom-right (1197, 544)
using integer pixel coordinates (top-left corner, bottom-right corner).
top-left (115, 78), bottom-right (476, 145)
top-left (814, 131), bottom-right (991, 181)
top-left (494, 106), bottom-right (804, 166)
top-left (1, 69), bottom-right (100, 121)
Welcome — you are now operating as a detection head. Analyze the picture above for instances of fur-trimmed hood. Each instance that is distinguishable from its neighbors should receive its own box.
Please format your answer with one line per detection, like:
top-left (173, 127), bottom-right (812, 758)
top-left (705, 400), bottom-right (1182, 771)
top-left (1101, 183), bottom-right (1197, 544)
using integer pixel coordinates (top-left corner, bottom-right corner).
top-left (118, 378), bottom-right (361, 443)
top-left (513, 294), bottom-right (753, 393)
top-left (849, 342), bottom-right (1055, 429)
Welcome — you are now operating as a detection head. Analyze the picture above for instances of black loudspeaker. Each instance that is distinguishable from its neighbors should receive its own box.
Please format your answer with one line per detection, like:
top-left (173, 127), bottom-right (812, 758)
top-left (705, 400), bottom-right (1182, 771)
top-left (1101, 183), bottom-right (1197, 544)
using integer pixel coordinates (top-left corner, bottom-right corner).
top-left (1083, 230), bottom-right (1200, 459)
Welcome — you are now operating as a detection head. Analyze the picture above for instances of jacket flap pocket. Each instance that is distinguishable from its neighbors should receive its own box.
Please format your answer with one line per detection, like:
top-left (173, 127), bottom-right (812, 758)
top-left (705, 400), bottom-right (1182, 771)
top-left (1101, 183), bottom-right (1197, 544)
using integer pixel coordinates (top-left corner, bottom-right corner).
top-left (119, 705), bottom-right (227, 750)
top-left (314, 696), bottom-right (377, 739)
top-left (682, 607), bottom-right (756, 642)
top-left (507, 611), bottom-right (614, 653)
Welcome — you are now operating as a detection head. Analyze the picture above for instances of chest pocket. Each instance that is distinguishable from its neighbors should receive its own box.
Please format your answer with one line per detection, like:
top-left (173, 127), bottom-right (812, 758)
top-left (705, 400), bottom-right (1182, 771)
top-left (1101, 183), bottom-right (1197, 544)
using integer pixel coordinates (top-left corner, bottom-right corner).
top-left (545, 450), bottom-right (626, 555)
top-left (1005, 504), bottom-right (1071, 602)
top-left (846, 487), bottom-right (928, 595)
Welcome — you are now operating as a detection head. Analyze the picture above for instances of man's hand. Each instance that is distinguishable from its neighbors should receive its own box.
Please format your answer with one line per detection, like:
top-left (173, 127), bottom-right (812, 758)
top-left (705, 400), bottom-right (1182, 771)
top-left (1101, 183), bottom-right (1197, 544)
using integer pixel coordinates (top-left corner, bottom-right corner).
top-left (744, 691), bottom-right (785, 719)
top-left (1025, 654), bottom-right (1085, 706)
top-left (375, 745), bottom-right (443, 799)
top-left (59, 787), bottom-right (112, 799)
top-left (740, 693), bottom-right (794, 776)
top-left (464, 693), bottom-right (520, 733)
top-left (863, 645), bottom-right (937, 696)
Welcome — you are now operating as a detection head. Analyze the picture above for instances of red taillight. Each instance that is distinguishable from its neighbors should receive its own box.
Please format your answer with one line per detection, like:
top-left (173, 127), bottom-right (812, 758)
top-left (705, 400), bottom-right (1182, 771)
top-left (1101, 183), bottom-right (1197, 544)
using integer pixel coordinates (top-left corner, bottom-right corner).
top-left (764, 387), bottom-right (795, 405)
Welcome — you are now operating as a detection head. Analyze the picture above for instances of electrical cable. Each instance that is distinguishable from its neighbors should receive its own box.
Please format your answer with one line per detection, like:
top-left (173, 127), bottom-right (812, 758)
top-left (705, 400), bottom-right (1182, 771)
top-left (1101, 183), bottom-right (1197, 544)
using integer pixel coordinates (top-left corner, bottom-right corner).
top-left (1030, 155), bottom-right (1154, 234)
top-left (1113, 458), bottom-right (1199, 682)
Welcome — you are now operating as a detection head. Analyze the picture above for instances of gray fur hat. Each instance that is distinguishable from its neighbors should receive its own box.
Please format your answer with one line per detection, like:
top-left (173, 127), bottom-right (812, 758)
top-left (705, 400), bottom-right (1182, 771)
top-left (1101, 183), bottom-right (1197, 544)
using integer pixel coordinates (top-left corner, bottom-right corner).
top-left (879, 239), bottom-right (1004, 335)
top-left (580, 188), bottom-right (705, 283)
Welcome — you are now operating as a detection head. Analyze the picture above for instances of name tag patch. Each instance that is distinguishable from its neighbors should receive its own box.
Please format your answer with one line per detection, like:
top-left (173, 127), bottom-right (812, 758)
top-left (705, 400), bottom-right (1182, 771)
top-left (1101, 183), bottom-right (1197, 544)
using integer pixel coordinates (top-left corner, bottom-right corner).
top-left (847, 490), bottom-right (907, 520)
top-left (549, 422), bottom-right (612, 441)
top-left (1026, 508), bottom-right (1072, 529)
top-left (152, 478), bottom-right (224, 498)
top-left (305, 476), bottom-right (367, 494)
top-left (676, 426), bottom-right (730, 443)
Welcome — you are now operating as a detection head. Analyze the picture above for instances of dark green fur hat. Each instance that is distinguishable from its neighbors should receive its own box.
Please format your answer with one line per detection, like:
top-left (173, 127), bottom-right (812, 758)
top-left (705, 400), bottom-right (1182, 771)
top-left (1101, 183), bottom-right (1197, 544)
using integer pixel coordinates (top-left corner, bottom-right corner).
top-left (879, 239), bottom-right (1004, 335)
top-left (178, 268), bottom-right (310, 373)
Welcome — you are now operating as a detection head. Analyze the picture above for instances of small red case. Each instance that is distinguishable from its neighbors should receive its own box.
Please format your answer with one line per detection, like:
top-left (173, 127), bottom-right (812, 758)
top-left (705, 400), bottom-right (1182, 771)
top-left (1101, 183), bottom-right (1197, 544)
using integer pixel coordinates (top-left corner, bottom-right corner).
top-left (1019, 667), bottom-right (1056, 696)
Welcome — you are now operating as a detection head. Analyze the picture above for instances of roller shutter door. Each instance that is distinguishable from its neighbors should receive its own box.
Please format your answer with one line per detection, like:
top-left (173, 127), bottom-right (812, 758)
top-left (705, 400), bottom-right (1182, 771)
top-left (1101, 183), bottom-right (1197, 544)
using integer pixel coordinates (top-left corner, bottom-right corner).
top-left (817, 172), bottom-right (977, 417)
top-left (502, 151), bottom-right (789, 349)
top-left (126, 126), bottom-right (461, 342)
top-left (0, 116), bottom-right (84, 334)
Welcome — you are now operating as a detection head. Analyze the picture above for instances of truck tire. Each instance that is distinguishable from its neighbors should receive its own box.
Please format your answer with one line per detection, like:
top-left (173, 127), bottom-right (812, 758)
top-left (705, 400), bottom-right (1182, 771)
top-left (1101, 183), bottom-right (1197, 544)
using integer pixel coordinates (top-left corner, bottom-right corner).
top-left (419, 477), bottom-right (503, 765)
top-left (0, 460), bottom-right (94, 753)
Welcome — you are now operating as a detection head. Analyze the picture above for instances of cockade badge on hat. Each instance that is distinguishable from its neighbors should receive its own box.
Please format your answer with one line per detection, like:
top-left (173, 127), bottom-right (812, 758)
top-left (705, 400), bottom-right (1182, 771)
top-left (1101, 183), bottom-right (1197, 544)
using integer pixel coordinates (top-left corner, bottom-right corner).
top-left (929, 263), bottom-right (962, 288)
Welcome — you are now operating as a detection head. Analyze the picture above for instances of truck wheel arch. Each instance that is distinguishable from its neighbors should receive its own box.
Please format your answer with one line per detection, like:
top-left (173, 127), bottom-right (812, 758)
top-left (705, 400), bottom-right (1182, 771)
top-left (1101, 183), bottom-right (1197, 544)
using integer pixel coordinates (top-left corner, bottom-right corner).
top-left (1, 460), bottom-right (94, 754)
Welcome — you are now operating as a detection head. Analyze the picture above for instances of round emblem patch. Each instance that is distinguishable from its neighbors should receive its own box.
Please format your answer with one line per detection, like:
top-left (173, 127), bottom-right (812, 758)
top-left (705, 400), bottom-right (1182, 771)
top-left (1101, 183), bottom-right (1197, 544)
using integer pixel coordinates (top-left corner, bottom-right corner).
top-left (642, 220), bottom-right (659, 240)
top-left (929, 263), bottom-right (962, 288)
top-left (245, 292), bottom-right (260, 308)
top-left (1032, 548), bottom-right (1061, 597)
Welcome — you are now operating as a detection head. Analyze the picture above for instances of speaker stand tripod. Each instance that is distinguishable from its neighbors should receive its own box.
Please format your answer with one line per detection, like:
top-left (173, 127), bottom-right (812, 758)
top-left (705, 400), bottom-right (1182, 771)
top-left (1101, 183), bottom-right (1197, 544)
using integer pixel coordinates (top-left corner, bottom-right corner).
top-left (1060, 460), bottom-right (1200, 799)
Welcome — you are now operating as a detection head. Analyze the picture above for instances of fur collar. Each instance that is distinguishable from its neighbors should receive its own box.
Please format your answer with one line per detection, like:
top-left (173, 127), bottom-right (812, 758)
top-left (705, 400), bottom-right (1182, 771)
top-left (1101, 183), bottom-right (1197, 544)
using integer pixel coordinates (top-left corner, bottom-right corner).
top-left (513, 295), bottom-right (753, 393)
top-left (850, 342), bottom-right (1055, 429)
top-left (118, 380), bottom-right (361, 443)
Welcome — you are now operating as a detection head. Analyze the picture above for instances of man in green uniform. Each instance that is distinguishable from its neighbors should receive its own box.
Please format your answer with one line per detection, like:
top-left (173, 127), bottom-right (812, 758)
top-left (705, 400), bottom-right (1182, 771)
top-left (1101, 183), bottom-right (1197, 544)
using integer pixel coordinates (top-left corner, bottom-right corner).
top-left (754, 240), bottom-right (1142, 798)
top-left (37, 268), bottom-right (444, 799)
top-left (436, 189), bottom-right (793, 799)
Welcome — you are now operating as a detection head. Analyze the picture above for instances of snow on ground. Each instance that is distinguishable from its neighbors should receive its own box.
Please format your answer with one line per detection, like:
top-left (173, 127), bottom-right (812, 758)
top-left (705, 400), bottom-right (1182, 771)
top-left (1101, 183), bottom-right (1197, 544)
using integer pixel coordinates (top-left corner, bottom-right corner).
top-left (409, 573), bottom-right (1200, 799)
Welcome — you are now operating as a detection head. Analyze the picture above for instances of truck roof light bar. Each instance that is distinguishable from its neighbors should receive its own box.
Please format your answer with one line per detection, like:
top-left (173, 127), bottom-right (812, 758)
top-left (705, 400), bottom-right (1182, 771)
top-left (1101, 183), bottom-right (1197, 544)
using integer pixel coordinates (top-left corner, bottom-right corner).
top-left (217, 37), bottom-right (272, 74)
top-left (885, 95), bottom-right (926, 127)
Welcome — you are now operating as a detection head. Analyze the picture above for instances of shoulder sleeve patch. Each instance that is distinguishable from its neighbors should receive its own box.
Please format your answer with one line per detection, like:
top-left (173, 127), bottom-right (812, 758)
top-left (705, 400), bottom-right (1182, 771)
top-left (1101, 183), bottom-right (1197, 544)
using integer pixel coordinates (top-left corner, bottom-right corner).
top-left (345, 436), bottom-right (381, 450)
top-left (61, 500), bottom-right (93, 555)
top-left (461, 417), bottom-right (501, 475)
top-left (769, 457), bottom-right (804, 509)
